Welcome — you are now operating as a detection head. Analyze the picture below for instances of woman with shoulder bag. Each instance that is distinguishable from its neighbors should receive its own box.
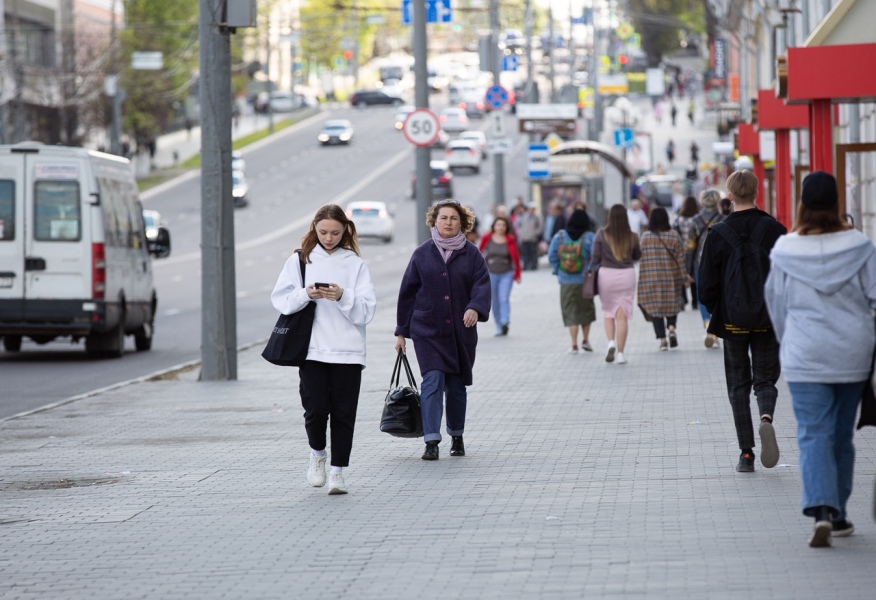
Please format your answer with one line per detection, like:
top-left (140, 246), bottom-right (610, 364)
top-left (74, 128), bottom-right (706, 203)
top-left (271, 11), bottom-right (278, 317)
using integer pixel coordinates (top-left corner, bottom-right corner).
top-left (478, 216), bottom-right (521, 337)
top-left (271, 204), bottom-right (377, 495)
top-left (591, 204), bottom-right (641, 364)
top-left (638, 207), bottom-right (690, 351)
top-left (396, 200), bottom-right (491, 461)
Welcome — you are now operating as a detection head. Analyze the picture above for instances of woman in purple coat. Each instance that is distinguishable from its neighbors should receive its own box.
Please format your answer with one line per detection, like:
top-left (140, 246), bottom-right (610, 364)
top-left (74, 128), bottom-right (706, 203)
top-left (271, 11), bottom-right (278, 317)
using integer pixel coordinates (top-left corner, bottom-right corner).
top-left (395, 200), bottom-right (492, 461)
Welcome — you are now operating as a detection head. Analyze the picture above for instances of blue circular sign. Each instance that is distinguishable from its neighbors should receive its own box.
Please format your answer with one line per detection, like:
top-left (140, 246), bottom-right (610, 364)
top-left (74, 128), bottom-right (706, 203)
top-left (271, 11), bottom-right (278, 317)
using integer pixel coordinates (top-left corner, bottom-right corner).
top-left (484, 85), bottom-right (509, 109)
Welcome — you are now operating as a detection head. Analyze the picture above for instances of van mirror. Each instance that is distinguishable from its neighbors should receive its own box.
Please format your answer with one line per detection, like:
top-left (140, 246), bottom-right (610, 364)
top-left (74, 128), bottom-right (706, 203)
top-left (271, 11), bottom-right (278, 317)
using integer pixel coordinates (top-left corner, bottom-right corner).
top-left (148, 226), bottom-right (171, 258)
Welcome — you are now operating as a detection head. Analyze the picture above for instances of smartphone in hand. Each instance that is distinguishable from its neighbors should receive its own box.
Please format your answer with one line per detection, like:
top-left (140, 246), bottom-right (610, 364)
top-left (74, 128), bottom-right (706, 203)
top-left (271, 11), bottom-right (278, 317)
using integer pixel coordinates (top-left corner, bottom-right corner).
top-left (314, 282), bottom-right (330, 289)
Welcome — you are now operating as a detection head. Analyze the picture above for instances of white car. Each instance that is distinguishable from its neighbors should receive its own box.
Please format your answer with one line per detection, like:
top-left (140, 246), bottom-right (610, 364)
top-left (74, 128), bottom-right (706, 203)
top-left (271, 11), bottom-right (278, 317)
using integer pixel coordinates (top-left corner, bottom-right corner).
top-left (232, 170), bottom-right (249, 208)
top-left (394, 105), bottom-right (416, 130)
top-left (444, 140), bottom-right (481, 174)
top-left (231, 150), bottom-right (246, 173)
top-left (458, 130), bottom-right (488, 159)
top-left (439, 107), bottom-right (468, 133)
top-left (346, 201), bottom-right (394, 243)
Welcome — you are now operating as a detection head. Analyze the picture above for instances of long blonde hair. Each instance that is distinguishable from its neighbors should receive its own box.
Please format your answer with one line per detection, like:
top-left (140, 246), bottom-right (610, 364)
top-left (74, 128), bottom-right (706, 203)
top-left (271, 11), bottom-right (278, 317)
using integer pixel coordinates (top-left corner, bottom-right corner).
top-left (603, 204), bottom-right (638, 261)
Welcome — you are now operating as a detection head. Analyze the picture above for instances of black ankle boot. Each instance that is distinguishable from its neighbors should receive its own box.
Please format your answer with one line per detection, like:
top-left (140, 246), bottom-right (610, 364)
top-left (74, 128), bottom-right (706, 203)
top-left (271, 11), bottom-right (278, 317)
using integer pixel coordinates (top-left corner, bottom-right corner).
top-left (422, 441), bottom-right (439, 461)
top-left (450, 435), bottom-right (465, 457)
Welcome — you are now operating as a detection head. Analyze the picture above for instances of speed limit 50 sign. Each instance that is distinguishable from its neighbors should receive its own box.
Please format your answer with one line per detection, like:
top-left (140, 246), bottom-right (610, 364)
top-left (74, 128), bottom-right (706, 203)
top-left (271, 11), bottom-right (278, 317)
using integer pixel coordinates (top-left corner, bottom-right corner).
top-left (402, 108), bottom-right (440, 147)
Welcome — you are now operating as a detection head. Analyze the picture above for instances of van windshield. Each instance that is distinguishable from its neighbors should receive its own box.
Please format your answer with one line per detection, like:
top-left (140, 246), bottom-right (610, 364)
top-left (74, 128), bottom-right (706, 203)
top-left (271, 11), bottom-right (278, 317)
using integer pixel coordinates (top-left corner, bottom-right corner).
top-left (34, 181), bottom-right (81, 241)
top-left (0, 180), bottom-right (14, 240)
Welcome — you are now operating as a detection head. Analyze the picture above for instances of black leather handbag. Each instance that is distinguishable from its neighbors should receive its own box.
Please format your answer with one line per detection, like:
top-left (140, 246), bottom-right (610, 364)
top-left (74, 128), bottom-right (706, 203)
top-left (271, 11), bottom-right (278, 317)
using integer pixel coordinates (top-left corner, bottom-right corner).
top-left (380, 351), bottom-right (424, 438)
top-left (262, 255), bottom-right (316, 367)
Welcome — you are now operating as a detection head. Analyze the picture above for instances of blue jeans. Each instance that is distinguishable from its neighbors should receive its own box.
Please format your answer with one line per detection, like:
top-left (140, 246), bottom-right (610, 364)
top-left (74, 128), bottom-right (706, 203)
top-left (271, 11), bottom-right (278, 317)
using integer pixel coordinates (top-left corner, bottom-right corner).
top-left (420, 370), bottom-right (467, 443)
top-left (490, 271), bottom-right (514, 333)
top-left (694, 269), bottom-right (711, 325)
top-left (787, 381), bottom-right (866, 520)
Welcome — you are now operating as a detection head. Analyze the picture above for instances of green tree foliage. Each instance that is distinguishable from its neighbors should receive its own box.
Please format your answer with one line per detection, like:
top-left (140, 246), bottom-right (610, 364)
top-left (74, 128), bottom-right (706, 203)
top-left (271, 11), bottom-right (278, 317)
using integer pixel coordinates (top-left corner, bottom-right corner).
top-left (120, 0), bottom-right (199, 150)
top-left (627, 0), bottom-right (705, 67)
top-left (300, 0), bottom-right (350, 71)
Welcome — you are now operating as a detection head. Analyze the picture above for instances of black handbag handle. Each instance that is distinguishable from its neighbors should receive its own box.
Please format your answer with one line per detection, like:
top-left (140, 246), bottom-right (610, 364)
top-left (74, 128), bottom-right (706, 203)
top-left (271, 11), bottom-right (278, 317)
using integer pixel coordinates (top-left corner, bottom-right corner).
top-left (390, 349), bottom-right (419, 391)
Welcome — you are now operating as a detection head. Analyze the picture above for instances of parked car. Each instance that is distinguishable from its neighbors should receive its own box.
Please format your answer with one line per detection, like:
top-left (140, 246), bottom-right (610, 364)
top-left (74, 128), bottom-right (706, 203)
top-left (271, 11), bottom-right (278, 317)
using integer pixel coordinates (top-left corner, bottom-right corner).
top-left (394, 105), bottom-right (416, 130)
top-left (430, 129), bottom-right (450, 150)
top-left (232, 170), bottom-right (249, 208)
top-left (411, 160), bottom-right (454, 199)
top-left (0, 143), bottom-right (170, 357)
top-left (445, 140), bottom-right (482, 174)
top-left (317, 119), bottom-right (354, 145)
top-left (349, 89), bottom-right (403, 107)
top-left (439, 107), bottom-right (468, 132)
top-left (141, 210), bottom-right (168, 244)
top-left (268, 91), bottom-right (304, 113)
top-left (635, 174), bottom-right (678, 209)
top-left (458, 130), bottom-right (488, 159)
top-left (231, 150), bottom-right (246, 173)
top-left (345, 201), bottom-right (394, 243)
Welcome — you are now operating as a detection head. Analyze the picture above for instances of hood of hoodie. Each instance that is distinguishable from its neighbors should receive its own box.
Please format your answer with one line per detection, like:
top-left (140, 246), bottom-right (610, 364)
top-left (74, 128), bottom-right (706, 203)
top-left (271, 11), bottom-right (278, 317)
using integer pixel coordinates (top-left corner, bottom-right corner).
top-left (312, 244), bottom-right (355, 261)
top-left (770, 229), bottom-right (875, 295)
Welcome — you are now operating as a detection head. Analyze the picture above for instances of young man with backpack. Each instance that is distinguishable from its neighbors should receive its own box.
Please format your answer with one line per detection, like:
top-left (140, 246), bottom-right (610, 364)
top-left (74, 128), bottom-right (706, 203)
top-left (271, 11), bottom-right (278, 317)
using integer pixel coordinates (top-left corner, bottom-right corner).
top-left (697, 170), bottom-right (787, 473)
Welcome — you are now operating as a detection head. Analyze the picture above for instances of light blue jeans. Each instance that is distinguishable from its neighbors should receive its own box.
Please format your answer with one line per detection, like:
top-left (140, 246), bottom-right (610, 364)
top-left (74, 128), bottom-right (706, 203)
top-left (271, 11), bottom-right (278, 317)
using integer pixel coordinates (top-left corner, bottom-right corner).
top-left (694, 269), bottom-right (711, 325)
top-left (787, 381), bottom-right (866, 520)
top-left (490, 271), bottom-right (514, 334)
top-left (420, 370), bottom-right (467, 443)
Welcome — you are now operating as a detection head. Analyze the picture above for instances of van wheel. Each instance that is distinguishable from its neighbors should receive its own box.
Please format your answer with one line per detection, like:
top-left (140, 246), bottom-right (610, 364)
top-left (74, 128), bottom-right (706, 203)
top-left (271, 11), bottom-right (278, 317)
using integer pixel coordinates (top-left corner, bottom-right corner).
top-left (86, 309), bottom-right (125, 359)
top-left (135, 320), bottom-right (153, 351)
top-left (3, 336), bottom-right (22, 352)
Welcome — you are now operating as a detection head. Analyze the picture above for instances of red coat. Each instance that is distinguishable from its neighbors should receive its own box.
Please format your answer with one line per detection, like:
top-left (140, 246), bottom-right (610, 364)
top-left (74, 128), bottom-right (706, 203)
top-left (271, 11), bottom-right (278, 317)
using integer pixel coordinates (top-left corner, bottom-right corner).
top-left (478, 232), bottom-right (522, 282)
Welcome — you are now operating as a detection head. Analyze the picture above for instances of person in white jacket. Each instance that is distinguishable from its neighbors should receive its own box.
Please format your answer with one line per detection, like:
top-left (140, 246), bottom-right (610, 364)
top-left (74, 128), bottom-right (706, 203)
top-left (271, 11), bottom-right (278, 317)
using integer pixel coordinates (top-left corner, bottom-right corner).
top-left (765, 171), bottom-right (876, 547)
top-left (271, 204), bottom-right (376, 495)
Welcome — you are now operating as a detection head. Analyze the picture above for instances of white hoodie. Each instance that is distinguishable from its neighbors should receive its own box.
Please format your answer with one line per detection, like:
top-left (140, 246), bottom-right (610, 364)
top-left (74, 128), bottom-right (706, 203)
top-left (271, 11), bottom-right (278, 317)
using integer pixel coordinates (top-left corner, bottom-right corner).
top-left (271, 245), bottom-right (376, 366)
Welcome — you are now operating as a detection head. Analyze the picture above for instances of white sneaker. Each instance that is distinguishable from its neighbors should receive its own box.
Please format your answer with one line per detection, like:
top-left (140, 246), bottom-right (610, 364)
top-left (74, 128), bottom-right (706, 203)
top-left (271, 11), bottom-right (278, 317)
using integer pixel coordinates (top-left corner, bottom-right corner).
top-left (328, 472), bottom-right (348, 495)
top-left (581, 341), bottom-right (593, 352)
top-left (704, 333), bottom-right (715, 349)
top-left (605, 340), bottom-right (616, 363)
top-left (616, 352), bottom-right (627, 364)
top-left (568, 346), bottom-right (579, 355)
top-left (307, 453), bottom-right (327, 487)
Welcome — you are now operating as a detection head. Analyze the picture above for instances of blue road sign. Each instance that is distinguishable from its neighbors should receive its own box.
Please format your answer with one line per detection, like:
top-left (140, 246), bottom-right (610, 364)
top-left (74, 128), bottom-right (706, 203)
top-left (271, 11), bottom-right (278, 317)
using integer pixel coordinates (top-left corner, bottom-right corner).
top-left (501, 55), bottom-right (518, 72)
top-left (484, 85), bottom-right (509, 109)
top-left (527, 143), bottom-right (551, 180)
top-left (613, 128), bottom-right (634, 149)
top-left (402, 0), bottom-right (452, 25)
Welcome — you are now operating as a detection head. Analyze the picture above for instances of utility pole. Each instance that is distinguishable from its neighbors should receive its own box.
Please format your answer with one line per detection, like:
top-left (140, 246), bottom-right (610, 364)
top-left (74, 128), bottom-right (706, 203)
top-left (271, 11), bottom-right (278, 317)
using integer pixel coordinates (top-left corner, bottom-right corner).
top-left (524, 0), bottom-right (535, 205)
top-left (412, 0), bottom-right (431, 244)
top-left (199, 0), bottom-right (237, 381)
top-left (548, 6), bottom-right (556, 102)
top-left (107, 0), bottom-right (122, 155)
top-left (489, 0), bottom-right (506, 209)
top-left (265, 27), bottom-right (274, 135)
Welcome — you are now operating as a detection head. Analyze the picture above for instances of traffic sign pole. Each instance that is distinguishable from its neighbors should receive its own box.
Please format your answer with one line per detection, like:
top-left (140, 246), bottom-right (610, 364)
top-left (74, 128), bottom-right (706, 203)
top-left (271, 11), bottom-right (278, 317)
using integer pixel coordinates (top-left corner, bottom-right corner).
top-left (412, 0), bottom-right (431, 244)
top-left (489, 0), bottom-right (505, 211)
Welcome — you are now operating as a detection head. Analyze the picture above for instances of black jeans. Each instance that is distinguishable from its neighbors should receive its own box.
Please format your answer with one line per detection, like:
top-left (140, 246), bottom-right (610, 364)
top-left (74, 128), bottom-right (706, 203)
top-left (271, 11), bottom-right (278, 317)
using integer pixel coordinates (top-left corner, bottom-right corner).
top-left (299, 361), bottom-right (362, 467)
top-left (652, 315), bottom-right (677, 339)
top-left (722, 333), bottom-right (781, 450)
top-left (521, 240), bottom-right (539, 270)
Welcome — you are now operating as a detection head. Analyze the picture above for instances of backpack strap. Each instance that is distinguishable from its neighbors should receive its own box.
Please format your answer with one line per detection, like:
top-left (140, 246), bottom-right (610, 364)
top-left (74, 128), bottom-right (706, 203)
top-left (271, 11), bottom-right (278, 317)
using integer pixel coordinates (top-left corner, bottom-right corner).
top-left (749, 218), bottom-right (773, 246)
top-left (710, 221), bottom-right (741, 247)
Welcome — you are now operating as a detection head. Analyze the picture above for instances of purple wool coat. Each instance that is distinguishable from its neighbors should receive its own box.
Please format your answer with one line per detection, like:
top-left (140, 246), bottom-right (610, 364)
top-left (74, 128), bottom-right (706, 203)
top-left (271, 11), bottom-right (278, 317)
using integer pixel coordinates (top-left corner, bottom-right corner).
top-left (395, 240), bottom-right (491, 386)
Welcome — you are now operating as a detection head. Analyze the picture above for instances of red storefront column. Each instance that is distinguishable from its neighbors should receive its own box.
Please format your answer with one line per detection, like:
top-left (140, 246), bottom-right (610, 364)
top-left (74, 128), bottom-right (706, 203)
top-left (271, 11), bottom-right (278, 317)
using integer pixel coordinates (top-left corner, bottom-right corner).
top-left (753, 159), bottom-right (765, 210)
top-left (809, 99), bottom-right (833, 173)
top-left (775, 130), bottom-right (792, 227)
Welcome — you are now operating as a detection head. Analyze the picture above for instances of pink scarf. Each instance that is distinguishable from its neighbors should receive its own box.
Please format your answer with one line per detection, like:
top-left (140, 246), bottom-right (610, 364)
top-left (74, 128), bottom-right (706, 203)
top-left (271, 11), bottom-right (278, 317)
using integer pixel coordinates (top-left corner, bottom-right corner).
top-left (431, 227), bottom-right (467, 262)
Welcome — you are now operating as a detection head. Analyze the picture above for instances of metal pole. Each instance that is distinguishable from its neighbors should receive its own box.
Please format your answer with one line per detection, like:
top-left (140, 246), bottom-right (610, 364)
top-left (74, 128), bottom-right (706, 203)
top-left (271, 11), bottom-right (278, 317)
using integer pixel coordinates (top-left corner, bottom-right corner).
top-left (490, 0), bottom-right (506, 209)
top-left (548, 5), bottom-right (556, 103)
top-left (525, 0), bottom-right (535, 205)
top-left (412, 0), bottom-right (431, 244)
top-left (266, 28), bottom-right (274, 135)
top-left (199, 0), bottom-right (237, 381)
top-left (849, 105), bottom-right (862, 229)
top-left (589, 4), bottom-right (600, 142)
top-left (108, 0), bottom-right (121, 155)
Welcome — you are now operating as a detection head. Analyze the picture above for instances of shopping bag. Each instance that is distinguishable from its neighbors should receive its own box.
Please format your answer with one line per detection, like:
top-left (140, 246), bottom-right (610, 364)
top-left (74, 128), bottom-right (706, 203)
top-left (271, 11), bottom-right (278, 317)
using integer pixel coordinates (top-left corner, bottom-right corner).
top-left (581, 263), bottom-right (599, 299)
top-left (380, 351), bottom-right (424, 438)
top-left (262, 256), bottom-right (315, 366)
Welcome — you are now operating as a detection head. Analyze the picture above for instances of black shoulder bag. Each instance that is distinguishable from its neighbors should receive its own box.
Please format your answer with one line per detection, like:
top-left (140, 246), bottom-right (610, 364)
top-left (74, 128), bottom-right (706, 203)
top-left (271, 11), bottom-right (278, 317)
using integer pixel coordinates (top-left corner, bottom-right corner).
top-left (262, 255), bottom-right (316, 366)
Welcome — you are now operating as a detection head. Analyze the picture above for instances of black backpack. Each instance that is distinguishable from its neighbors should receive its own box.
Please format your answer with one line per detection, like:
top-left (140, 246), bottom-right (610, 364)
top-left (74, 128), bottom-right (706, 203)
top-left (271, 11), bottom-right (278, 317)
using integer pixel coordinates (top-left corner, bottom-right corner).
top-left (711, 219), bottom-right (774, 330)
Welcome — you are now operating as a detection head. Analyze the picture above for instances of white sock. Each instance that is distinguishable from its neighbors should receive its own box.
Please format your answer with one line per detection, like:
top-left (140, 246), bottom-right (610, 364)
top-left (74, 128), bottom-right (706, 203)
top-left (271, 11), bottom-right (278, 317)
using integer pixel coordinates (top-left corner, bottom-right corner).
top-left (330, 466), bottom-right (343, 475)
top-left (311, 449), bottom-right (327, 458)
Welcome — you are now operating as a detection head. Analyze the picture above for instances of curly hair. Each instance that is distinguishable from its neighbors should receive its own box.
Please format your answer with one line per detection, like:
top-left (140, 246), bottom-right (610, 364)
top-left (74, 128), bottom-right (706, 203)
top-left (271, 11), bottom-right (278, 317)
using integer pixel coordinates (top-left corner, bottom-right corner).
top-left (298, 204), bottom-right (360, 262)
top-left (426, 200), bottom-right (476, 233)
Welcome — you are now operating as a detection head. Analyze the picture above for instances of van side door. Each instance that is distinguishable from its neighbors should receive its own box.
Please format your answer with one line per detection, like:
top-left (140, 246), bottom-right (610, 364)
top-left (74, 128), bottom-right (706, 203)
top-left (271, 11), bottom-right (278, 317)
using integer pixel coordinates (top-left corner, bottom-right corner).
top-left (0, 154), bottom-right (24, 320)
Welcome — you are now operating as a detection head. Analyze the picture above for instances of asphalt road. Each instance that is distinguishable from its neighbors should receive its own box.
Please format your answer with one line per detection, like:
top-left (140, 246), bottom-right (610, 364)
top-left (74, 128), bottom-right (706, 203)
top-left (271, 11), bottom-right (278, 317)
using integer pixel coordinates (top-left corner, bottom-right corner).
top-left (0, 100), bottom-right (533, 419)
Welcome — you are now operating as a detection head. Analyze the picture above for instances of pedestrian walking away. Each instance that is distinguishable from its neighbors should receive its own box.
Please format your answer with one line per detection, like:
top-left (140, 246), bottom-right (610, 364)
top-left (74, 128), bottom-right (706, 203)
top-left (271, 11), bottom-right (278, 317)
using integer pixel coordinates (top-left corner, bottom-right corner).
top-left (591, 204), bottom-right (642, 365)
top-left (673, 195), bottom-right (700, 310)
top-left (687, 100), bottom-right (695, 125)
top-left (670, 103), bottom-right (678, 126)
top-left (395, 200), bottom-right (491, 461)
top-left (271, 204), bottom-right (377, 496)
top-left (626, 199), bottom-right (649, 237)
top-left (666, 140), bottom-right (676, 166)
top-left (686, 188), bottom-right (725, 348)
top-left (548, 209), bottom-right (597, 354)
top-left (765, 170), bottom-right (876, 547)
top-left (479, 216), bottom-right (521, 337)
top-left (516, 204), bottom-right (543, 271)
top-left (690, 140), bottom-right (699, 164)
top-left (697, 170), bottom-right (786, 474)
top-left (637, 208), bottom-right (689, 352)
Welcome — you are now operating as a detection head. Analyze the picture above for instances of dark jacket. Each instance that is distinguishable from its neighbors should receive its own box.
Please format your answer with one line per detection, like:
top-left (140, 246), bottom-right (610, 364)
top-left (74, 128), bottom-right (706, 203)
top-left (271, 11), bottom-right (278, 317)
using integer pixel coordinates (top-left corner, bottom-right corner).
top-left (697, 208), bottom-right (787, 338)
top-left (395, 240), bottom-right (491, 386)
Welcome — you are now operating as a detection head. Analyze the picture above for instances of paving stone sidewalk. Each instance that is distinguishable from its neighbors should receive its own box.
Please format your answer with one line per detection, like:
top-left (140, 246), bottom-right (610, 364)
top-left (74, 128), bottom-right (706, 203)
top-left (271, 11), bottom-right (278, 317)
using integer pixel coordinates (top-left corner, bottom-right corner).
top-left (1, 266), bottom-right (875, 599)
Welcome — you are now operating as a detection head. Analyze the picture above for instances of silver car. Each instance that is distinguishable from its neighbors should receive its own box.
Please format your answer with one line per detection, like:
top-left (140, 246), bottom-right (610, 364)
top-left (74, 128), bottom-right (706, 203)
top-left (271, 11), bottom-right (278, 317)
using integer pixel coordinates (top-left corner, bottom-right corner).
top-left (346, 201), bottom-right (394, 243)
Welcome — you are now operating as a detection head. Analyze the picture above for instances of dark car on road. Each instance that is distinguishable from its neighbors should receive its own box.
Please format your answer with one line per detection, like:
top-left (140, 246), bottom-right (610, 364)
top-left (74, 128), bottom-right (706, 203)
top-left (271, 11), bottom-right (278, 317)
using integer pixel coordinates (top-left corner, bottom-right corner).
top-left (349, 89), bottom-right (403, 107)
top-left (411, 160), bottom-right (453, 199)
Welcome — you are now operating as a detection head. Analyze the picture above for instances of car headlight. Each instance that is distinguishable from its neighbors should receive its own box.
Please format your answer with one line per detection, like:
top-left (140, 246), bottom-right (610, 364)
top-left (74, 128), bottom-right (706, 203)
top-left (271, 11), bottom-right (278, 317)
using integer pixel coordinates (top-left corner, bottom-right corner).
top-left (318, 134), bottom-right (329, 142)
top-left (232, 189), bottom-right (244, 197)
top-left (339, 133), bottom-right (352, 141)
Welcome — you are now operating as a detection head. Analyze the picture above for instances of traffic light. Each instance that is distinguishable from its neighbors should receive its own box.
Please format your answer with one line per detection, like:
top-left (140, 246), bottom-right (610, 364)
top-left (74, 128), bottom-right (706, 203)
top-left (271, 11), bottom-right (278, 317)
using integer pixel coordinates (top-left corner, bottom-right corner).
top-left (343, 50), bottom-right (353, 60)
top-left (618, 55), bottom-right (629, 66)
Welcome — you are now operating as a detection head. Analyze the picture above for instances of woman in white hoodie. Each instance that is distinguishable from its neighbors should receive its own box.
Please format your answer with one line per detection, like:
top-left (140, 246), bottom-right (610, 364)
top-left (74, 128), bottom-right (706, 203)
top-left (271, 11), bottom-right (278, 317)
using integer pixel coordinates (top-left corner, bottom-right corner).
top-left (765, 171), bottom-right (876, 548)
top-left (271, 205), bottom-right (376, 495)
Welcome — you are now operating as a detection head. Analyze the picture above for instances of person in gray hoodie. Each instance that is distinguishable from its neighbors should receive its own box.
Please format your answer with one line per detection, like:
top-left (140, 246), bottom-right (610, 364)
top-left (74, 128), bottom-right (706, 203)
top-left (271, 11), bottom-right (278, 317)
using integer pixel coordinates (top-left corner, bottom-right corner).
top-left (765, 171), bottom-right (876, 548)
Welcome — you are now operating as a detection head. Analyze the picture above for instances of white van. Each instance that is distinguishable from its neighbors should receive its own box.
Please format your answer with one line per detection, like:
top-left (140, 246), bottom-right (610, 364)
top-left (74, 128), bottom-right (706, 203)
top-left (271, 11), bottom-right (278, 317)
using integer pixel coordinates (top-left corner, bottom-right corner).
top-left (0, 143), bottom-right (171, 357)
